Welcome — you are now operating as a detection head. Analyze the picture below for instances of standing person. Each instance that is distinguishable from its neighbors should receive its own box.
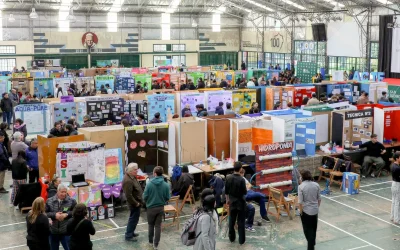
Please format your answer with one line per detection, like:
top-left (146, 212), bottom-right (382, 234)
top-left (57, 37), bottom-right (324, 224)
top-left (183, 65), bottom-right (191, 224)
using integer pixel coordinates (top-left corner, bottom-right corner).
top-left (149, 112), bottom-right (162, 124)
top-left (0, 131), bottom-right (9, 194)
top-left (26, 197), bottom-right (50, 250)
top-left (172, 165), bottom-right (194, 199)
top-left (1, 93), bottom-right (13, 129)
top-left (0, 123), bottom-right (10, 156)
top-left (380, 91), bottom-right (389, 102)
top-left (143, 166), bottom-right (170, 250)
top-left (46, 184), bottom-right (77, 250)
top-left (225, 103), bottom-right (235, 115)
top-left (241, 61), bottom-right (246, 70)
top-left (49, 122), bottom-right (65, 137)
top-left (105, 83), bottom-right (113, 94)
top-left (215, 102), bottom-right (224, 115)
top-left (47, 176), bottom-right (61, 199)
top-left (133, 114), bottom-right (147, 125)
top-left (99, 85), bottom-right (107, 94)
top-left (122, 163), bottom-right (143, 242)
top-left (307, 93), bottom-right (320, 106)
top-left (13, 118), bottom-right (27, 139)
top-left (225, 162), bottom-right (247, 245)
top-left (249, 102), bottom-right (259, 114)
top-left (298, 170), bottom-right (321, 250)
top-left (56, 87), bottom-right (64, 98)
top-left (11, 131), bottom-right (28, 159)
top-left (351, 134), bottom-right (386, 178)
top-left (391, 151), bottom-right (400, 225)
top-left (67, 203), bottom-right (96, 250)
top-left (193, 194), bottom-right (217, 250)
top-left (26, 139), bottom-right (39, 183)
top-left (196, 104), bottom-right (208, 117)
top-left (11, 150), bottom-right (28, 207)
top-left (181, 104), bottom-right (192, 117)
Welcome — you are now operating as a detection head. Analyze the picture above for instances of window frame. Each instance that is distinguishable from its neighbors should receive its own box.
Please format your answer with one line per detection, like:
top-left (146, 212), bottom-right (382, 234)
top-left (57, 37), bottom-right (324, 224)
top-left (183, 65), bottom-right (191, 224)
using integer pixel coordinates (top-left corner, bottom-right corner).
top-left (0, 45), bottom-right (16, 54)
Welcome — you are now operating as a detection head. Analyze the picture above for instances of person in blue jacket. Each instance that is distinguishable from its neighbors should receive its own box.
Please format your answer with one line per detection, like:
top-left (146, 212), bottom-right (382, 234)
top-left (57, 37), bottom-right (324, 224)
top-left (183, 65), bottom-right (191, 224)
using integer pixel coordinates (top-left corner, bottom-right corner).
top-left (26, 138), bottom-right (39, 183)
top-left (215, 102), bottom-right (224, 115)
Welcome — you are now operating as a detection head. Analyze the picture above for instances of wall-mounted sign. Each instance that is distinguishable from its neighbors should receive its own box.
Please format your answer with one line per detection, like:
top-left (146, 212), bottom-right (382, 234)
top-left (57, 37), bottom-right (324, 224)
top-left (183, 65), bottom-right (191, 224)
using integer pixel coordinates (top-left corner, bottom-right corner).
top-left (82, 32), bottom-right (98, 48)
top-left (344, 109), bottom-right (373, 120)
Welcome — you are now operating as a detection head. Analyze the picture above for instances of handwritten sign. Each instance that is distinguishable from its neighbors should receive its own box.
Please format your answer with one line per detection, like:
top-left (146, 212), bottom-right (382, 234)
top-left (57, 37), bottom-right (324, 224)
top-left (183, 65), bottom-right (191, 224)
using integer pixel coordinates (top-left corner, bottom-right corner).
top-left (61, 95), bottom-right (74, 103)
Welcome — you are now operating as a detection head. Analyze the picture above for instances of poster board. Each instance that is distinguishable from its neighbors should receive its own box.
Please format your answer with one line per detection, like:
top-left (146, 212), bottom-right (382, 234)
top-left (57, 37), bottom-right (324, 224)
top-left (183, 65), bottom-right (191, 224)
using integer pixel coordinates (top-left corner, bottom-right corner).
top-left (187, 72), bottom-right (205, 86)
top-left (281, 86), bottom-right (294, 109)
top-left (54, 78), bottom-right (74, 97)
top-left (51, 102), bottom-right (77, 125)
top-left (205, 91), bottom-right (233, 116)
top-left (178, 92), bottom-right (205, 117)
top-left (296, 62), bottom-right (317, 83)
top-left (125, 100), bottom-right (148, 122)
top-left (104, 148), bottom-right (123, 184)
top-left (85, 96), bottom-right (125, 125)
top-left (204, 115), bottom-right (235, 159)
top-left (75, 77), bottom-right (95, 92)
top-left (266, 87), bottom-right (282, 110)
top-left (146, 94), bottom-right (175, 122)
top-left (373, 107), bottom-right (400, 142)
top-left (12, 79), bottom-right (29, 94)
top-left (294, 116), bottom-right (317, 156)
top-left (215, 71), bottom-right (235, 86)
top-left (133, 74), bottom-right (152, 90)
top-left (115, 76), bottom-right (135, 94)
top-left (231, 89), bottom-right (257, 114)
top-left (0, 76), bottom-right (11, 95)
top-left (14, 103), bottom-right (50, 136)
top-left (247, 86), bottom-right (267, 111)
top-left (33, 78), bottom-right (54, 98)
top-left (95, 75), bottom-right (115, 91)
top-left (293, 85), bottom-right (316, 107)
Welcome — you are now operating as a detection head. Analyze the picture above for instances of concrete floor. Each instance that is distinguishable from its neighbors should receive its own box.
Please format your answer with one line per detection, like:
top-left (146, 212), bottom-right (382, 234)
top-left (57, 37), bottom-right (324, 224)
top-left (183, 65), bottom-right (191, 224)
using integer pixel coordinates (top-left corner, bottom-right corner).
top-left (0, 171), bottom-right (399, 250)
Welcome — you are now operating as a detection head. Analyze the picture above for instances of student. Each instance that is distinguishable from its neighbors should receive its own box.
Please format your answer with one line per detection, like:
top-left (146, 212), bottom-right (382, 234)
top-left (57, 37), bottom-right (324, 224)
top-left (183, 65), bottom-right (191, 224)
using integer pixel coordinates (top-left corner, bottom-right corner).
top-left (67, 118), bottom-right (80, 130)
top-left (193, 194), bottom-right (217, 250)
top-left (67, 203), bottom-right (96, 250)
top-left (26, 197), bottom-right (50, 250)
top-left (249, 102), bottom-right (259, 114)
top-left (307, 93), bottom-right (320, 106)
top-left (0, 123), bottom-right (10, 156)
top-left (81, 115), bottom-right (96, 128)
top-left (49, 122), bottom-right (65, 137)
top-left (0, 93), bottom-right (13, 129)
top-left (11, 132), bottom-right (28, 160)
top-left (299, 170), bottom-right (321, 250)
top-left (215, 102), bottom-right (224, 115)
top-left (172, 165), bottom-right (194, 199)
top-left (26, 139), bottom-right (39, 183)
top-left (149, 112), bottom-right (162, 124)
top-left (143, 166), bottom-right (170, 250)
top-left (56, 87), bottom-right (64, 98)
top-left (11, 150), bottom-right (28, 207)
top-left (273, 101), bottom-right (282, 110)
top-left (357, 92), bottom-right (369, 104)
top-left (47, 176), bottom-right (61, 199)
top-left (302, 97), bottom-right (309, 106)
top-left (380, 91), bottom-right (389, 102)
top-left (225, 162), bottom-right (247, 245)
top-left (196, 104), bottom-right (208, 117)
top-left (13, 118), bottom-right (27, 138)
top-left (181, 104), bottom-right (192, 117)
top-left (197, 78), bottom-right (206, 89)
top-left (99, 85), bottom-right (107, 94)
top-left (351, 134), bottom-right (386, 178)
top-left (64, 124), bottom-right (78, 136)
top-left (105, 84), bottom-right (113, 94)
top-left (119, 112), bottom-right (132, 125)
top-left (241, 61), bottom-right (246, 70)
top-left (225, 103), bottom-right (235, 115)
top-left (391, 151), bottom-right (400, 225)
top-left (133, 114), bottom-right (147, 125)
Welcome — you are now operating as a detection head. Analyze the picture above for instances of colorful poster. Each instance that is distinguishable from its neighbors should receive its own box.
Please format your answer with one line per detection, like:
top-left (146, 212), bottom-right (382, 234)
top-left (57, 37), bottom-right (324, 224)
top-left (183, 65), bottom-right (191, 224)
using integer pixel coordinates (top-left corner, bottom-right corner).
top-left (187, 72), bottom-right (205, 86)
top-left (216, 71), bottom-right (235, 86)
top-left (205, 91), bottom-right (233, 115)
top-left (179, 92), bottom-right (205, 116)
top-left (232, 90), bottom-right (257, 114)
top-left (95, 75), bottom-right (115, 91)
top-left (85, 96), bottom-right (124, 125)
top-left (104, 148), bottom-right (123, 184)
top-left (125, 100), bottom-right (148, 121)
top-left (54, 78), bottom-right (74, 97)
top-left (33, 78), bottom-right (54, 98)
top-left (147, 94), bottom-right (175, 122)
top-left (134, 74), bottom-right (152, 90)
top-left (389, 85), bottom-right (400, 102)
top-left (115, 76), bottom-right (135, 94)
top-left (53, 102), bottom-right (76, 124)
top-left (14, 103), bottom-right (50, 135)
top-left (296, 62), bottom-right (317, 83)
top-left (75, 77), bottom-right (95, 92)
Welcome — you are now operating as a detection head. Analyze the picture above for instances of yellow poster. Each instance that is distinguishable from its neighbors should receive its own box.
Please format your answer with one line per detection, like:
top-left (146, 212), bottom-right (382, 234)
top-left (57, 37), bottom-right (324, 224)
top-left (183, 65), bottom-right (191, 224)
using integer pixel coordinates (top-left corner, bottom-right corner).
top-left (232, 90), bottom-right (257, 114)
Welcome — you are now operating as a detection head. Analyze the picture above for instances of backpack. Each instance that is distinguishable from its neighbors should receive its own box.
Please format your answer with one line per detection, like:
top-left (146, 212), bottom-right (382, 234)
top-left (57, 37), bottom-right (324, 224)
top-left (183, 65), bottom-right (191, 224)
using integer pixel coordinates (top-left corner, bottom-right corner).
top-left (181, 209), bottom-right (209, 246)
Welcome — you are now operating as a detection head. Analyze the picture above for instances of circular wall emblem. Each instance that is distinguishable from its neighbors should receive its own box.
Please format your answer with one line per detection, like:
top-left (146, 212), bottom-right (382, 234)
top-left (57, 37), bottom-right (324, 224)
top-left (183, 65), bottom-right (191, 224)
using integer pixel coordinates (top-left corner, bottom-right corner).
top-left (82, 32), bottom-right (98, 48)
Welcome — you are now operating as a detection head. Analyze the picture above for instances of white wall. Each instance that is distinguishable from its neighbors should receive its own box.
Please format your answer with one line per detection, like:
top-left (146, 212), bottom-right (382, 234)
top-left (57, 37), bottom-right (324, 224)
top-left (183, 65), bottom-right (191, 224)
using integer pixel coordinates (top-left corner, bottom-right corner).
top-left (0, 41), bottom-right (33, 68)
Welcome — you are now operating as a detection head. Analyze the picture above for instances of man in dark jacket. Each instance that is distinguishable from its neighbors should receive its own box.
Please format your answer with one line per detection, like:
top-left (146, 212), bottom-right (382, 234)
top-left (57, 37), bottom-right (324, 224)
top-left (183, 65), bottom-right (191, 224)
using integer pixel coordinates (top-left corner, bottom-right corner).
top-left (49, 121), bottom-right (65, 137)
top-left (0, 131), bottom-right (10, 193)
top-left (196, 104), bottom-right (207, 117)
top-left (26, 139), bottom-right (39, 183)
top-left (122, 163), bottom-right (143, 242)
top-left (0, 93), bottom-right (13, 129)
top-left (215, 102), bottom-right (224, 115)
top-left (172, 166), bottom-right (193, 199)
top-left (225, 162), bottom-right (247, 245)
top-left (46, 183), bottom-right (77, 250)
top-left (81, 115), bottom-right (96, 128)
top-left (149, 112), bottom-right (162, 124)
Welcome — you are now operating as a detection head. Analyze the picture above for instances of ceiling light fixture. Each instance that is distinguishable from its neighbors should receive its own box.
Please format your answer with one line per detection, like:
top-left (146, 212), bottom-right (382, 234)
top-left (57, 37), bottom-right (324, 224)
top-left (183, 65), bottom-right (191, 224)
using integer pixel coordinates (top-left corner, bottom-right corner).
top-left (8, 14), bottom-right (15, 22)
top-left (243, 0), bottom-right (274, 12)
top-left (375, 0), bottom-right (393, 5)
top-left (324, 0), bottom-right (345, 8)
top-left (66, 8), bottom-right (76, 22)
top-left (29, 8), bottom-right (38, 19)
top-left (192, 20), bottom-right (198, 27)
top-left (281, 0), bottom-right (306, 10)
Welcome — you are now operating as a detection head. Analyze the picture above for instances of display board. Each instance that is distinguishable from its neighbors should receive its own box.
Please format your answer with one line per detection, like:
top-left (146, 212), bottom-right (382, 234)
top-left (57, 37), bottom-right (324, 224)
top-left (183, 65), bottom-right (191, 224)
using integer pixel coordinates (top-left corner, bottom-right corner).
top-left (54, 78), bottom-right (74, 97)
top-left (187, 72), bottom-right (205, 86)
top-left (266, 87), bottom-right (282, 110)
top-left (373, 107), bottom-right (400, 142)
top-left (296, 62), bottom-right (317, 83)
top-left (125, 100), bottom-right (148, 122)
top-left (255, 141), bottom-right (293, 196)
top-left (294, 116), bottom-right (317, 156)
top-left (388, 85), bottom-right (400, 102)
top-left (0, 76), bottom-right (11, 95)
top-left (146, 94), bottom-right (175, 122)
top-left (75, 77), bottom-right (95, 92)
top-left (205, 91), bottom-right (233, 116)
top-left (104, 148), bottom-right (123, 184)
top-left (85, 96), bottom-right (124, 125)
top-left (134, 74), bottom-right (152, 90)
top-left (179, 92), bottom-right (205, 117)
top-left (14, 103), bottom-right (50, 135)
top-left (281, 86), bottom-right (294, 108)
top-left (52, 102), bottom-right (77, 124)
top-left (216, 71), bottom-right (235, 86)
top-left (232, 89), bottom-right (257, 114)
top-left (115, 76), bottom-right (135, 94)
top-left (95, 75), bottom-right (115, 91)
top-left (33, 78), bottom-right (54, 98)
top-left (327, 83), bottom-right (353, 101)
top-left (293, 85), bottom-right (316, 107)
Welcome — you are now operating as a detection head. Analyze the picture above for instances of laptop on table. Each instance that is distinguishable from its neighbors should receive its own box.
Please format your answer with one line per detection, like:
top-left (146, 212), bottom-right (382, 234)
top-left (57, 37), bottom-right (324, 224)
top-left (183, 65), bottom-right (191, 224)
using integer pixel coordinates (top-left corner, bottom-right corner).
top-left (72, 174), bottom-right (89, 187)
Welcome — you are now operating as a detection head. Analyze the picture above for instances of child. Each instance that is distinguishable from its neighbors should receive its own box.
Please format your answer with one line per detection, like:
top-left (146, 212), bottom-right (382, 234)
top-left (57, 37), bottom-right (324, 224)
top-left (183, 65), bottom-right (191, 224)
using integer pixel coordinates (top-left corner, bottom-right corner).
top-left (13, 118), bottom-right (27, 138)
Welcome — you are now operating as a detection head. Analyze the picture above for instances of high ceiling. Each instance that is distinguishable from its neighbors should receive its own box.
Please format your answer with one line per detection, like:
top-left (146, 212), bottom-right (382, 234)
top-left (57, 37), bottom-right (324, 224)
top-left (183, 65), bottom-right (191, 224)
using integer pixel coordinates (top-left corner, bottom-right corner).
top-left (0, 0), bottom-right (399, 15)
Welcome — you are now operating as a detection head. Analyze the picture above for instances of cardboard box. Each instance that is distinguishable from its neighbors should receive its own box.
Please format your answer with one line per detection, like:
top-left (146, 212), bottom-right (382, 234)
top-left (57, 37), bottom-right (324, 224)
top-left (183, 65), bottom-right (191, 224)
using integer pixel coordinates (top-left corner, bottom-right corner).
top-left (342, 172), bottom-right (360, 195)
top-left (78, 125), bottom-right (126, 166)
top-left (78, 183), bottom-right (102, 207)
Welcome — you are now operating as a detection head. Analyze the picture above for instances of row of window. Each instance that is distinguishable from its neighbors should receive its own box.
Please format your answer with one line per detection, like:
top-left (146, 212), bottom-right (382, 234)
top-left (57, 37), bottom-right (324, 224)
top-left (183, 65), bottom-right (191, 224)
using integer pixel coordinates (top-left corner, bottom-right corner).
top-left (153, 44), bottom-right (186, 52)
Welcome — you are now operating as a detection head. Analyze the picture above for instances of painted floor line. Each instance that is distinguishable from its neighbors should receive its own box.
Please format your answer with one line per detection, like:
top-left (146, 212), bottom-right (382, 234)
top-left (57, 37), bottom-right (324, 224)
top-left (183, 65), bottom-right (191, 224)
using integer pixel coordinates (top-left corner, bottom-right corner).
top-left (329, 193), bottom-right (351, 199)
top-left (364, 186), bottom-right (391, 192)
top-left (109, 218), bottom-right (120, 228)
top-left (359, 189), bottom-right (392, 202)
top-left (0, 244), bottom-right (25, 250)
top-left (347, 244), bottom-right (372, 250)
top-left (319, 219), bottom-right (383, 250)
top-left (348, 197), bottom-right (390, 214)
top-left (0, 221), bottom-right (24, 228)
top-left (360, 181), bottom-right (392, 188)
top-left (322, 196), bottom-right (400, 229)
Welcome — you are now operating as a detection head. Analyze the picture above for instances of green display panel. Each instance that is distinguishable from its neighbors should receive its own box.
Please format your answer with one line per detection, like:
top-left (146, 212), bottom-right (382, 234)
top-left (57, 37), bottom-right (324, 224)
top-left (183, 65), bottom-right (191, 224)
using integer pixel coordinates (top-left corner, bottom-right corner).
top-left (296, 62), bottom-right (317, 83)
top-left (388, 85), bottom-right (400, 102)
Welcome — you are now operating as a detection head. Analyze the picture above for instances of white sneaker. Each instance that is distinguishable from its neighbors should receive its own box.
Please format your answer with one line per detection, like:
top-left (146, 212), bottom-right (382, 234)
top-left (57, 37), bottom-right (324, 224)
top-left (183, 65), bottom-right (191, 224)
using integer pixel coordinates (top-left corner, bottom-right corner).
top-left (245, 226), bottom-right (256, 232)
top-left (15, 206), bottom-right (19, 210)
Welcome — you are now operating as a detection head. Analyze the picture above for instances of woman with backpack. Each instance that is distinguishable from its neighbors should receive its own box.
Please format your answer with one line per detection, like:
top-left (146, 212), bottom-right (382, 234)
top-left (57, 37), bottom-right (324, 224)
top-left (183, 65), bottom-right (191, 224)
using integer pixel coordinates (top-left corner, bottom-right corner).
top-left (67, 203), bottom-right (96, 250)
top-left (193, 192), bottom-right (217, 250)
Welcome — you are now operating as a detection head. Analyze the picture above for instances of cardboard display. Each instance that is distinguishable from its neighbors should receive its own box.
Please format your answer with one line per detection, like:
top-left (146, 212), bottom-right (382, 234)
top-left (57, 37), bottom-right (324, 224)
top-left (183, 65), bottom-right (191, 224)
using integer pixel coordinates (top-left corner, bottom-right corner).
top-left (115, 76), bottom-right (135, 94)
top-left (38, 134), bottom-right (85, 178)
top-left (14, 103), bottom-right (51, 136)
top-left (85, 96), bottom-right (125, 125)
top-left (203, 114), bottom-right (235, 159)
top-left (293, 85), bottom-right (316, 107)
top-left (373, 106), bottom-right (400, 142)
top-left (95, 75), bottom-right (115, 91)
top-left (231, 89), bottom-right (257, 114)
top-left (266, 87), bottom-right (282, 110)
top-left (204, 91), bottom-right (233, 116)
top-left (78, 125), bottom-right (126, 166)
top-left (170, 117), bottom-right (207, 164)
top-left (33, 78), bottom-right (54, 98)
top-left (146, 94), bottom-right (175, 122)
top-left (281, 86), bottom-right (294, 109)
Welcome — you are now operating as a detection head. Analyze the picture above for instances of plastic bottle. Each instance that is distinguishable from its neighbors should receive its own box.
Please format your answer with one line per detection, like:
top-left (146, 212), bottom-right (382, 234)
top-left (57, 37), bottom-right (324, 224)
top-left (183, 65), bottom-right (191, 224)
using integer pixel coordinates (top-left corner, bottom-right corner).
top-left (221, 150), bottom-right (225, 161)
top-left (332, 142), bottom-right (337, 153)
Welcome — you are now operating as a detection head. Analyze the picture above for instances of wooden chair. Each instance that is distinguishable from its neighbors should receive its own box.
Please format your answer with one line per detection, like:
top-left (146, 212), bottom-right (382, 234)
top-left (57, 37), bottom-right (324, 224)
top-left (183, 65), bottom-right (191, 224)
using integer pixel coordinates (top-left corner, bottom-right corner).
top-left (219, 203), bottom-right (230, 226)
top-left (163, 196), bottom-right (180, 230)
top-left (267, 186), bottom-right (295, 222)
top-left (179, 185), bottom-right (195, 213)
top-left (20, 206), bottom-right (32, 214)
top-left (318, 157), bottom-right (337, 182)
top-left (329, 159), bottom-right (345, 188)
